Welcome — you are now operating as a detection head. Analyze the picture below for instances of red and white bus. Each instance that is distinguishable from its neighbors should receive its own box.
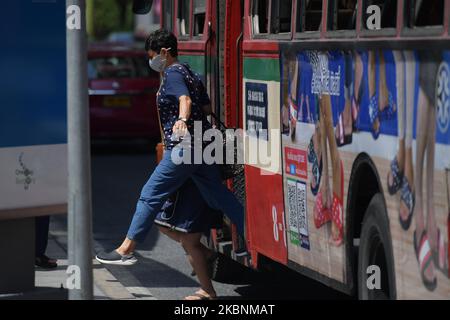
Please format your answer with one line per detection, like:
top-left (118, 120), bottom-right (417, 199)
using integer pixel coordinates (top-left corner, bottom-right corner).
top-left (156, 0), bottom-right (450, 299)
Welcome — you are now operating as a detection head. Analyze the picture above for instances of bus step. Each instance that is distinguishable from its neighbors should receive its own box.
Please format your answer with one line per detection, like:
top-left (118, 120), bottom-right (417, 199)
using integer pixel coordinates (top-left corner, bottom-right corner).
top-left (217, 241), bottom-right (233, 256)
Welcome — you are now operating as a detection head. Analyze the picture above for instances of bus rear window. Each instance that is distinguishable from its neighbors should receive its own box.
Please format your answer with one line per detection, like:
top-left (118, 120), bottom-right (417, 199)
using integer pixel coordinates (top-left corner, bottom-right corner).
top-left (270, 0), bottom-right (292, 34)
top-left (407, 0), bottom-right (445, 28)
top-left (363, 0), bottom-right (397, 29)
top-left (328, 0), bottom-right (357, 31)
top-left (252, 0), bottom-right (269, 34)
top-left (297, 0), bottom-right (323, 32)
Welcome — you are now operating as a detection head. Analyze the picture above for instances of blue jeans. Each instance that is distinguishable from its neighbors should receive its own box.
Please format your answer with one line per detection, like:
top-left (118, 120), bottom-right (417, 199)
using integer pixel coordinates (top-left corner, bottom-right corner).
top-left (127, 148), bottom-right (244, 243)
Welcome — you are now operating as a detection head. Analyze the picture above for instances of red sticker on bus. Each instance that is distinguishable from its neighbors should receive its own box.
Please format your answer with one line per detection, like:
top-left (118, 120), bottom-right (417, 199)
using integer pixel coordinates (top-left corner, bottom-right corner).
top-left (284, 147), bottom-right (308, 180)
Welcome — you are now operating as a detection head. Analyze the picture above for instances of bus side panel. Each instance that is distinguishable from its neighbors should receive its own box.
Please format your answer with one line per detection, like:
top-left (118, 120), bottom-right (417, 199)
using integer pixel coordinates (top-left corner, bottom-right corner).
top-left (242, 53), bottom-right (288, 266)
top-left (279, 44), bottom-right (450, 298)
top-left (246, 165), bottom-right (287, 266)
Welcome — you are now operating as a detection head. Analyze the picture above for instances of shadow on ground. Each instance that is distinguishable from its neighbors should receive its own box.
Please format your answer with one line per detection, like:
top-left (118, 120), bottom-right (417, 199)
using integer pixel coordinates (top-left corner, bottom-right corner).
top-left (105, 253), bottom-right (200, 289)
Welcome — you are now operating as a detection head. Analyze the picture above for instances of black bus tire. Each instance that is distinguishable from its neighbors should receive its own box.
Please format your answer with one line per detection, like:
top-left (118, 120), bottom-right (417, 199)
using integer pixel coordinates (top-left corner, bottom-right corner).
top-left (357, 193), bottom-right (396, 300)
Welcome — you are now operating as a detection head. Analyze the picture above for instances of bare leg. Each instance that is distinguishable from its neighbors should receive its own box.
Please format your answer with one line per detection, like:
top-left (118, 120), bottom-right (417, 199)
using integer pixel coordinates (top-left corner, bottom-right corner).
top-left (290, 59), bottom-right (299, 101)
top-left (158, 226), bottom-right (182, 243)
top-left (181, 233), bottom-right (217, 299)
top-left (321, 95), bottom-right (343, 244)
top-left (306, 95), bottom-right (311, 123)
top-left (368, 51), bottom-right (380, 134)
top-left (414, 89), bottom-right (435, 281)
top-left (378, 51), bottom-right (395, 112)
top-left (282, 56), bottom-right (291, 131)
top-left (116, 238), bottom-right (137, 256)
top-left (425, 105), bottom-right (438, 251)
top-left (336, 52), bottom-right (354, 141)
top-left (394, 51), bottom-right (405, 171)
top-left (400, 51), bottom-right (416, 223)
top-left (413, 92), bottom-right (427, 234)
top-left (299, 94), bottom-right (305, 122)
top-left (336, 86), bottom-right (353, 141)
top-left (319, 100), bottom-right (330, 209)
top-left (354, 52), bottom-right (363, 104)
top-left (368, 51), bottom-right (376, 97)
top-left (290, 60), bottom-right (299, 140)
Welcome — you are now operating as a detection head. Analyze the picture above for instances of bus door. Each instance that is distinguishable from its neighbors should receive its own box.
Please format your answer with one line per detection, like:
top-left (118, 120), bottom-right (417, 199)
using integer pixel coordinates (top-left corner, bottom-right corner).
top-left (208, 0), bottom-right (248, 259)
top-left (174, 0), bottom-right (247, 257)
top-left (222, 0), bottom-right (249, 261)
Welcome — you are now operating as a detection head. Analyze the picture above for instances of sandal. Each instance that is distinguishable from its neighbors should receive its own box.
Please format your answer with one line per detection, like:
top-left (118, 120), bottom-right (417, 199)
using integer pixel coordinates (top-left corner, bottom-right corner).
top-left (289, 96), bottom-right (298, 139)
top-left (368, 92), bottom-right (396, 140)
top-left (414, 230), bottom-right (437, 291)
top-left (311, 159), bottom-right (323, 196)
top-left (313, 191), bottom-right (331, 229)
top-left (368, 94), bottom-right (380, 140)
top-left (378, 91), bottom-right (396, 121)
top-left (432, 229), bottom-right (449, 277)
top-left (335, 112), bottom-right (353, 147)
top-left (351, 96), bottom-right (359, 130)
top-left (289, 97), bottom-right (297, 113)
top-left (184, 290), bottom-right (217, 301)
top-left (307, 138), bottom-right (316, 163)
top-left (399, 175), bottom-right (415, 231)
top-left (387, 156), bottom-right (404, 195)
top-left (35, 255), bottom-right (58, 269)
top-left (351, 84), bottom-right (363, 130)
top-left (330, 160), bottom-right (344, 246)
top-left (308, 137), bottom-right (322, 196)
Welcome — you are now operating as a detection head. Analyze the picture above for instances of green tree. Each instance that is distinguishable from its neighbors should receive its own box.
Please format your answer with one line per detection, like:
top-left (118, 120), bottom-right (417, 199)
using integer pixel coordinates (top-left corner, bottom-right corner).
top-left (90, 0), bottom-right (134, 40)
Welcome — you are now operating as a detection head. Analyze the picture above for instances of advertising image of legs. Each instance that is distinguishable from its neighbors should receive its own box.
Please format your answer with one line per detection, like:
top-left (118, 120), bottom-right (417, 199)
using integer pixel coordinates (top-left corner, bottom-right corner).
top-left (282, 51), bottom-right (346, 247)
top-left (387, 50), bottom-right (449, 291)
top-left (281, 48), bottom-right (450, 286)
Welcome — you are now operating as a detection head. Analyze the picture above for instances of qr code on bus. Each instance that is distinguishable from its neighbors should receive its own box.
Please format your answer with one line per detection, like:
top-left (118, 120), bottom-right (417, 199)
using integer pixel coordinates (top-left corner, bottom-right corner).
top-left (296, 181), bottom-right (310, 250)
top-left (287, 179), bottom-right (298, 231)
top-left (296, 181), bottom-right (308, 231)
top-left (286, 179), bottom-right (300, 245)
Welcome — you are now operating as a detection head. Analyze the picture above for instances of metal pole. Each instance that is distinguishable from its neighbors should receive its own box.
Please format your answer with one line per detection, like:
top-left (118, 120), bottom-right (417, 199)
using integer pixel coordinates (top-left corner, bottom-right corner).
top-left (66, 0), bottom-right (94, 300)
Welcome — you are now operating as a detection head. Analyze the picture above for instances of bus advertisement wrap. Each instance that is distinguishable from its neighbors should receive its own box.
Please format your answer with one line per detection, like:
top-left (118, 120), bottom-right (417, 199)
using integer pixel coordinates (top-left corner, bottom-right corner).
top-left (280, 45), bottom-right (450, 298)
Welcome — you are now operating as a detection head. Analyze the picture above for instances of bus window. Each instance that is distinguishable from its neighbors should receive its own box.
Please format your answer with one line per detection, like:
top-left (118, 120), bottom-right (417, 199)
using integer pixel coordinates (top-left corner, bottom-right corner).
top-left (163, 0), bottom-right (174, 31)
top-left (270, 0), bottom-right (292, 34)
top-left (193, 0), bottom-right (206, 36)
top-left (177, 0), bottom-right (191, 37)
top-left (363, 0), bottom-right (397, 29)
top-left (406, 0), bottom-right (444, 28)
top-left (297, 0), bottom-right (323, 32)
top-left (328, 0), bottom-right (357, 31)
top-left (252, 0), bottom-right (269, 35)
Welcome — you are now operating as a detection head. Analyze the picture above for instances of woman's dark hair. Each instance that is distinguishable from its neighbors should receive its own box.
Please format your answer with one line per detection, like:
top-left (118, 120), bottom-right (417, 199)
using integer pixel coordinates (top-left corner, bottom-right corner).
top-left (145, 29), bottom-right (178, 57)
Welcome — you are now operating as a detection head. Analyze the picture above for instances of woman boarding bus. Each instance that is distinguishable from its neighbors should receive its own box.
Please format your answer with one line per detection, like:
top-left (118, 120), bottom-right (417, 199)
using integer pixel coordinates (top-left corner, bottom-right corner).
top-left (154, 0), bottom-right (450, 299)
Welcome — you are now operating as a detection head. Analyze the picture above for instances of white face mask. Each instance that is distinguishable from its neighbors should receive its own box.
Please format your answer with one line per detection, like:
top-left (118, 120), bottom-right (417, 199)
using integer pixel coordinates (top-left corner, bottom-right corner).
top-left (148, 48), bottom-right (171, 73)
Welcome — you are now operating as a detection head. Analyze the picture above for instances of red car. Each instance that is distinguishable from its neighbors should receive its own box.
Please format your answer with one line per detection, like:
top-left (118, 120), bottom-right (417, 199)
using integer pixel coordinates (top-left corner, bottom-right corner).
top-left (88, 43), bottom-right (160, 140)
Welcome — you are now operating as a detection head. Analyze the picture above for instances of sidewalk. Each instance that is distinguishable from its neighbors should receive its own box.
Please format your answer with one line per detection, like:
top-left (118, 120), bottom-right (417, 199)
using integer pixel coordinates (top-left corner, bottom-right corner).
top-left (0, 232), bottom-right (139, 300)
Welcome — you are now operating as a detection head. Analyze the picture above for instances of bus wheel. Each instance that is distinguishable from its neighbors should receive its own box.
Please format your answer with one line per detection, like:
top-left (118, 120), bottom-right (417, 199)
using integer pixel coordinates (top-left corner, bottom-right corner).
top-left (358, 193), bottom-right (396, 300)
